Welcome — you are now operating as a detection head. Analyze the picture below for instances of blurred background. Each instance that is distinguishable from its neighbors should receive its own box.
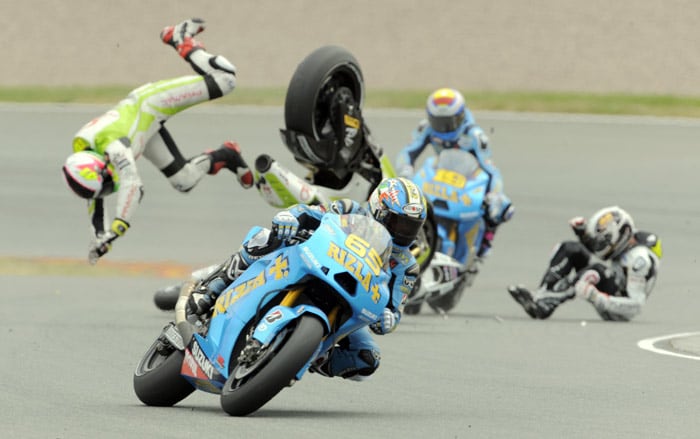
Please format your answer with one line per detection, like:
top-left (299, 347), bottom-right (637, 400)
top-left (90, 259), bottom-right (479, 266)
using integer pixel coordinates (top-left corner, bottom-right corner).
top-left (3, 0), bottom-right (699, 96)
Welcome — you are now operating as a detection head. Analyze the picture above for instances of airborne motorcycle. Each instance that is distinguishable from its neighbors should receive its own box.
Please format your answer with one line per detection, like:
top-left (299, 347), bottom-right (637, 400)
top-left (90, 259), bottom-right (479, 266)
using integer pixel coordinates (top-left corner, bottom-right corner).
top-left (134, 213), bottom-right (393, 416)
top-left (253, 44), bottom-right (435, 272)
top-left (255, 44), bottom-right (391, 209)
top-left (404, 149), bottom-right (489, 315)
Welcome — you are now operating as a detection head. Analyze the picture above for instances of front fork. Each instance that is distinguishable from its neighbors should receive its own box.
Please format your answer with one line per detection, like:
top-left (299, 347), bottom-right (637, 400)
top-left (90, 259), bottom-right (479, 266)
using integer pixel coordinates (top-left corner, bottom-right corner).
top-left (236, 287), bottom-right (339, 380)
top-left (241, 287), bottom-right (337, 349)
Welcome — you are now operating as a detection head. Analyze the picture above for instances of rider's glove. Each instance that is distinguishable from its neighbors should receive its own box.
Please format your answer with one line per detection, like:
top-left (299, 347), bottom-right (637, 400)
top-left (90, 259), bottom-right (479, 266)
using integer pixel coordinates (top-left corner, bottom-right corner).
top-left (271, 210), bottom-right (299, 240)
top-left (569, 216), bottom-right (587, 238)
top-left (87, 218), bottom-right (129, 265)
top-left (483, 192), bottom-right (505, 226)
top-left (574, 269), bottom-right (602, 302)
top-left (370, 308), bottom-right (400, 335)
top-left (88, 232), bottom-right (117, 265)
top-left (187, 285), bottom-right (218, 315)
top-left (87, 218), bottom-right (130, 265)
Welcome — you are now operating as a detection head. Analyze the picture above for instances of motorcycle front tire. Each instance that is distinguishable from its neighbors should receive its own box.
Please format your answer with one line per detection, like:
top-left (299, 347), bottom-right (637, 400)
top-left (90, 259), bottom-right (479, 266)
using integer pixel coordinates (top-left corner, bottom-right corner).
top-left (220, 315), bottom-right (324, 416)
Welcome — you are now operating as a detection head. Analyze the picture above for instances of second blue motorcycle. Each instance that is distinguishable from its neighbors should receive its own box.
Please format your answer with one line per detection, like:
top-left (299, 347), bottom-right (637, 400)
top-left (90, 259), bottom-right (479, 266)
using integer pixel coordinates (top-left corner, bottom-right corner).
top-left (406, 149), bottom-right (489, 314)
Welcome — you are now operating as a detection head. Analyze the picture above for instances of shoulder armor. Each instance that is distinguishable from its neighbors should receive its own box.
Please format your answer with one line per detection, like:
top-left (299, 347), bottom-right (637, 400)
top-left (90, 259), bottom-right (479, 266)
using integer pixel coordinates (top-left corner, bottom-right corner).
top-left (634, 231), bottom-right (662, 259)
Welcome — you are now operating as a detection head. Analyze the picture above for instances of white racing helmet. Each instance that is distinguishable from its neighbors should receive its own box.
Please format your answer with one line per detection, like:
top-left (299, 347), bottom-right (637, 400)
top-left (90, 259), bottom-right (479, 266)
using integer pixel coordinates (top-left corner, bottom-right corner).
top-left (583, 206), bottom-right (636, 259)
top-left (62, 150), bottom-right (117, 199)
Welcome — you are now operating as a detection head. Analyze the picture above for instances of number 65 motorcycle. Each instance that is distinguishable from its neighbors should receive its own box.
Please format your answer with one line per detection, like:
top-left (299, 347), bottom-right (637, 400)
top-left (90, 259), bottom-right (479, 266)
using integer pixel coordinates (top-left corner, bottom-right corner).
top-left (134, 214), bottom-right (393, 416)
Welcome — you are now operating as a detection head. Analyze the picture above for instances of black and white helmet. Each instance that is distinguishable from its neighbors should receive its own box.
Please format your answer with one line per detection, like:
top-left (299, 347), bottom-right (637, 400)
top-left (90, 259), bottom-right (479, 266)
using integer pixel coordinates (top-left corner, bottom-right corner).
top-left (583, 206), bottom-right (636, 259)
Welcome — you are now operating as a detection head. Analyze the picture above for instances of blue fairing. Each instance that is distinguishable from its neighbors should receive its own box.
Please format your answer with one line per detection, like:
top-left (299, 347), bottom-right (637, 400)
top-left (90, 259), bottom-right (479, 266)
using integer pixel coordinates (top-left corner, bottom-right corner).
top-left (412, 149), bottom-right (489, 264)
top-left (182, 214), bottom-right (392, 392)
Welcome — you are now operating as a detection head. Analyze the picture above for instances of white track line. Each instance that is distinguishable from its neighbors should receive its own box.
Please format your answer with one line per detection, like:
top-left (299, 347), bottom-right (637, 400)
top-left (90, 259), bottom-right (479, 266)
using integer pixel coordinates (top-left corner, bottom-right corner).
top-left (637, 332), bottom-right (700, 361)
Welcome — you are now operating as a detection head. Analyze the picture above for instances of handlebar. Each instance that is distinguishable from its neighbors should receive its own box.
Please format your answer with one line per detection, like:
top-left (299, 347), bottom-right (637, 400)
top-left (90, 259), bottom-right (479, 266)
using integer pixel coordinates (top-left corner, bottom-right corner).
top-left (268, 227), bottom-right (314, 247)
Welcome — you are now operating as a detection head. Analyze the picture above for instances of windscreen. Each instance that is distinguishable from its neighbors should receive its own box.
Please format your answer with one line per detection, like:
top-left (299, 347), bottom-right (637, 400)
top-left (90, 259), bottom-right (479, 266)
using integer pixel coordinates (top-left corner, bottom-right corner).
top-left (436, 149), bottom-right (480, 177)
top-left (335, 214), bottom-right (392, 268)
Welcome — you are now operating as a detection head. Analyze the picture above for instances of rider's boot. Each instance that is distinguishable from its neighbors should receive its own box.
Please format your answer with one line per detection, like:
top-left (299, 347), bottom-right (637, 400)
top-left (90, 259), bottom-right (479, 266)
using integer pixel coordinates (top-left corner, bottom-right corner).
top-left (207, 141), bottom-right (254, 189)
top-left (254, 154), bottom-right (324, 208)
top-left (160, 18), bottom-right (206, 59)
top-left (193, 252), bottom-right (251, 315)
top-left (507, 285), bottom-right (574, 319)
top-left (153, 254), bottom-right (251, 312)
top-left (505, 240), bottom-right (581, 318)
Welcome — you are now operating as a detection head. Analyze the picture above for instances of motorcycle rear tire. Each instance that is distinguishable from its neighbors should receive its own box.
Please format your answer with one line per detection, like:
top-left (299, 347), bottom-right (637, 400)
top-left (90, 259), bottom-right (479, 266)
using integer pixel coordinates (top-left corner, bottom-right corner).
top-left (133, 339), bottom-right (194, 407)
top-left (284, 45), bottom-right (364, 139)
top-left (220, 315), bottom-right (324, 416)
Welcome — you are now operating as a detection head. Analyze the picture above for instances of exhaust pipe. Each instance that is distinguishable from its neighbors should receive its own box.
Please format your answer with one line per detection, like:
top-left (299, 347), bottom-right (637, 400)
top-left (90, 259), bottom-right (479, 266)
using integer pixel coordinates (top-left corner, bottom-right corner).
top-left (174, 280), bottom-right (197, 346)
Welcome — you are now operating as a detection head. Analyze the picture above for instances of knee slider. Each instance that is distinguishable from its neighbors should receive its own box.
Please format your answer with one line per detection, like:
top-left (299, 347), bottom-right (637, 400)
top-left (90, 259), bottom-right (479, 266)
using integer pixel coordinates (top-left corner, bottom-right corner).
top-left (354, 349), bottom-right (381, 377)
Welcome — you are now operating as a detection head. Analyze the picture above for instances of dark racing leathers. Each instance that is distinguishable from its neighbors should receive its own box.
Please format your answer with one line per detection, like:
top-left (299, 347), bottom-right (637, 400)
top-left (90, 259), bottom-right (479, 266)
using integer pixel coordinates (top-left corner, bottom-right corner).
top-left (518, 232), bottom-right (660, 321)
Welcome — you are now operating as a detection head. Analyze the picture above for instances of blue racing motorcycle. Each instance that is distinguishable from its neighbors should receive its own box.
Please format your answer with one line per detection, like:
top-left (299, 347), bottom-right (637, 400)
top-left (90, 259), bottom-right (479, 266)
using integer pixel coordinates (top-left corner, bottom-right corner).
top-left (406, 149), bottom-right (489, 314)
top-left (134, 214), bottom-right (393, 416)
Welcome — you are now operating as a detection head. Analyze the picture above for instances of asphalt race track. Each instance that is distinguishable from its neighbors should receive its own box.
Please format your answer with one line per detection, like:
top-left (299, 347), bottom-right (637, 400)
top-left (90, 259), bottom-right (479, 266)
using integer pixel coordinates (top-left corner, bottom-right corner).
top-left (1, 104), bottom-right (699, 439)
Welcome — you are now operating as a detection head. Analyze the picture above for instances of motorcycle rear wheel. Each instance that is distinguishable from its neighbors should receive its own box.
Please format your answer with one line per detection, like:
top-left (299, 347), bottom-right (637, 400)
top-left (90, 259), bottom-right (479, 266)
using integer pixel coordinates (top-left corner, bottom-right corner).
top-left (133, 338), bottom-right (194, 407)
top-left (220, 315), bottom-right (324, 416)
top-left (284, 45), bottom-right (364, 139)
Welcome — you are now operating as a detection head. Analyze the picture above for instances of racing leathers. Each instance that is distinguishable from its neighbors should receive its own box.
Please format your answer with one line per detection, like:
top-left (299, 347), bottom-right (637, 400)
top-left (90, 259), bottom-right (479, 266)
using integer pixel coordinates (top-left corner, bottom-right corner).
top-left (187, 199), bottom-right (420, 380)
top-left (395, 114), bottom-right (513, 257)
top-left (72, 19), bottom-right (251, 263)
top-left (508, 228), bottom-right (661, 321)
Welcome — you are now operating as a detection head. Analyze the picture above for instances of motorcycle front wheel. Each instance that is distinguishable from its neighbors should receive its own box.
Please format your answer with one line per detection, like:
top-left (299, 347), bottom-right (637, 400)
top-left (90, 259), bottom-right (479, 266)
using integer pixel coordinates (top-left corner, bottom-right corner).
top-left (220, 315), bottom-right (324, 416)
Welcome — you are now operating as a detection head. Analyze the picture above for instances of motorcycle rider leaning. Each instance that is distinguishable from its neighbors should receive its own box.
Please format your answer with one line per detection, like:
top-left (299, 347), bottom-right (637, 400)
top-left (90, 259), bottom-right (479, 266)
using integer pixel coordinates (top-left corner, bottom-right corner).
top-left (395, 88), bottom-right (514, 259)
top-left (61, 18), bottom-right (253, 264)
top-left (508, 206), bottom-right (662, 321)
top-left (185, 177), bottom-right (427, 380)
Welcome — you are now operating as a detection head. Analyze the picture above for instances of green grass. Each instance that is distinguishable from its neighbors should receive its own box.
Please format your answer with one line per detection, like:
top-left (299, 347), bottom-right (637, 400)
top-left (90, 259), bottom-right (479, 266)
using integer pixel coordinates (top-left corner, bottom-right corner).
top-left (2, 85), bottom-right (700, 118)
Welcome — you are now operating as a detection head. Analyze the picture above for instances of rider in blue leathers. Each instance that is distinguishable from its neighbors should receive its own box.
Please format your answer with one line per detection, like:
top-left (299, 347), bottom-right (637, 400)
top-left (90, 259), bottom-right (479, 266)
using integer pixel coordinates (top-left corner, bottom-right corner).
top-left (187, 177), bottom-right (427, 380)
top-left (396, 88), bottom-right (514, 258)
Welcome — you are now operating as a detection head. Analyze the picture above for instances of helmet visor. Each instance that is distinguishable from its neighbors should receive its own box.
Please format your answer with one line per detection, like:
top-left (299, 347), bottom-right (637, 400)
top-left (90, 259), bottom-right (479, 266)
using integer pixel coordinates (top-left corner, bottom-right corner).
top-left (583, 232), bottom-right (612, 257)
top-left (382, 211), bottom-right (425, 247)
top-left (428, 111), bottom-right (465, 134)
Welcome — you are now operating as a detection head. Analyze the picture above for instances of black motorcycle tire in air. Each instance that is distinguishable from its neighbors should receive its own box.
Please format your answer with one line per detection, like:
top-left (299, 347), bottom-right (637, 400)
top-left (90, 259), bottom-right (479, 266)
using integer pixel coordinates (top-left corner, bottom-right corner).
top-left (133, 338), bottom-right (195, 407)
top-left (220, 315), bottom-right (324, 416)
top-left (284, 45), bottom-right (364, 139)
